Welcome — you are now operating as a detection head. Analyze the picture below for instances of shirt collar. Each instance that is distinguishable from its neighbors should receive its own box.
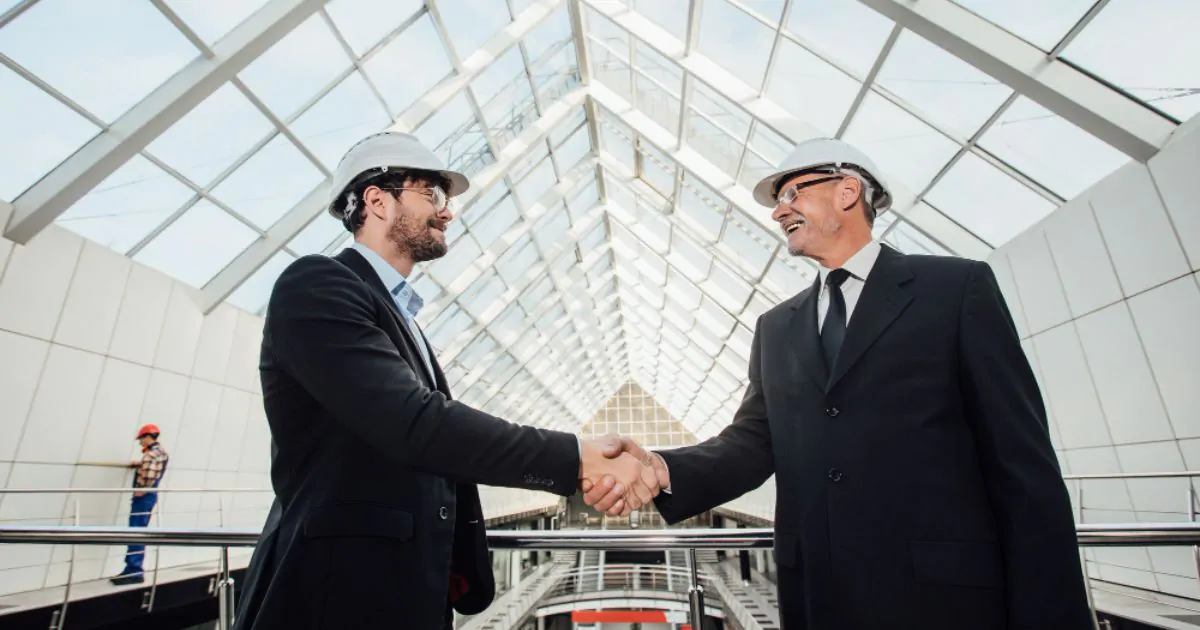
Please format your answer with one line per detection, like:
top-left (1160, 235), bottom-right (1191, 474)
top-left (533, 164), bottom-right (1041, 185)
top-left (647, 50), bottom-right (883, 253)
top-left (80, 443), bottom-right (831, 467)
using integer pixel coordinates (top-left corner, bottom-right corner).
top-left (818, 240), bottom-right (882, 286)
top-left (350, 242), bottom-right (424, 318)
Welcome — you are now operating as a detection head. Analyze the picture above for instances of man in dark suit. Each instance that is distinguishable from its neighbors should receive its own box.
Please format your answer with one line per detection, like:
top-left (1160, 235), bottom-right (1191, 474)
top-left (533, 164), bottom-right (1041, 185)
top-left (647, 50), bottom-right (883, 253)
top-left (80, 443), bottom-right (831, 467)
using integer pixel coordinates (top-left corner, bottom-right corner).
top-left (583, 138), bottom-right (1093, 630)
top-left (235, 132), bottom-right (658, 630)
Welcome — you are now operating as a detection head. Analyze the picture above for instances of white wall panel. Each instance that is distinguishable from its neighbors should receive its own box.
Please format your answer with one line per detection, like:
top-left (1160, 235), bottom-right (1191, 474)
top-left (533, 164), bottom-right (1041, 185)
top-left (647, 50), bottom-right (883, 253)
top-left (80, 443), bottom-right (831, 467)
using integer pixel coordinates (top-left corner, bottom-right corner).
top-left (1090, 163), bottom-right (1190, 297)
top-left (0, 227), bottom-right (82, 340)
top-left (1042, 199), bottom-right (1122, 317)
top-left (991, 125), bottom-right (1200, 598)
top-left (192, 304), bottom-right (238, 383)
top-left (1074, 304), bottom-right (1173, 445)
top-left (1005, 230), bottom-right (1071, 335)
top-left (1149, 126), bottom-right (1200, 270)
top-left (1031, 324), bottom-right (1109, 450)
top-left (15, 345), bottom-right (105, 464)
top-left (1127, 276), bottom-right (1200, 439)
top-left (0, 331), bottom-right (49, 461)
top-left (107, 265), bottom-right (172, 366)
top-left (987, 253), bottom-right (1029, 339)
top-left (154, 284), bottom-right (204, 375)
top-left (54, 242), bottom-right (130, 354)
top-left (76, 358), bottom-right (152, 463)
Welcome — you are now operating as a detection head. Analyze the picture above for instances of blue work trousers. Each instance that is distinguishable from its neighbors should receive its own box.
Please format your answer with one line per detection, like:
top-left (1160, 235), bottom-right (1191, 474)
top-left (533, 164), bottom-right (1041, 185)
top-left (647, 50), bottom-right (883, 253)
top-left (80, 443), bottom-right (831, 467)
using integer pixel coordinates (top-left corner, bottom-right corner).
top-left (121, 492), bottom-right (157, 574)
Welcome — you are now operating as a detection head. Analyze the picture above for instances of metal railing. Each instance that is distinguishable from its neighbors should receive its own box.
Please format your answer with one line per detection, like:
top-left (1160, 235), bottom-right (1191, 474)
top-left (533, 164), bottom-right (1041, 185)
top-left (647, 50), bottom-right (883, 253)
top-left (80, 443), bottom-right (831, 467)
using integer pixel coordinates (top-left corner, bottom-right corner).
top-left (6, 524), bottom-right (1200, 630)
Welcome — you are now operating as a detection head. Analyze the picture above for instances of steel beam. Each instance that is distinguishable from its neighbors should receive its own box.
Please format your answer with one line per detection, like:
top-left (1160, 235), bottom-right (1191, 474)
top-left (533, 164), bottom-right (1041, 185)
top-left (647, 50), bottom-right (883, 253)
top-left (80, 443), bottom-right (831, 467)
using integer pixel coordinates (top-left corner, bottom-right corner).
top-left (4, 0), bottom-right (326, 244)
top-left (197, 1), bottom-right (572, 312)
top-left (856, 0), bottom-right (1176, 160)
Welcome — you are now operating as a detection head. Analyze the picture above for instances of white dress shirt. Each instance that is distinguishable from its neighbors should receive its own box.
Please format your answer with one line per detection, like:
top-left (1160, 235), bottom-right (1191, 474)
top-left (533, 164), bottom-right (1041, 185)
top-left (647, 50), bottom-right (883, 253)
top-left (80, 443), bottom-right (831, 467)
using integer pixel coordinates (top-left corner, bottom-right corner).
top-left (817, 240), bottom-right (882, 331)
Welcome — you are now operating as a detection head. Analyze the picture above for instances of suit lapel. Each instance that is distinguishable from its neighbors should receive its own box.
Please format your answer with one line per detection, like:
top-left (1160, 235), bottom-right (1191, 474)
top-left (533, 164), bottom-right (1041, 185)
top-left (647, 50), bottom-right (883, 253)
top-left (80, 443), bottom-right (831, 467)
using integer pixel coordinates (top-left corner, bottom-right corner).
top-left (334, 249), bottom-right (438, 390)
top-left (787, 276), bottom-right (828, 392)
top-left (827, 245), bottom-right (913, 390)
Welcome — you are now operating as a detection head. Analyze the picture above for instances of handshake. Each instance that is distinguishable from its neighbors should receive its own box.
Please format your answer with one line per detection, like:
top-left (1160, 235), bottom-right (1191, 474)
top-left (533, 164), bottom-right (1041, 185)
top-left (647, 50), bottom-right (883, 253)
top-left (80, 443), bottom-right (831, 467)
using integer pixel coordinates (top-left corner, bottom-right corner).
top-left (578, 435), bottom-right (671, 517)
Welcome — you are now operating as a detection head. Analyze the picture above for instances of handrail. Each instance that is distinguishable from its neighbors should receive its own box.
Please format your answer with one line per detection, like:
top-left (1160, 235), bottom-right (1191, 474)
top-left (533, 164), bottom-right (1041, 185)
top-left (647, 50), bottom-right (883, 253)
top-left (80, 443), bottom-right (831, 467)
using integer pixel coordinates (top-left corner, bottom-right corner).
top-left (4, 523), bottom-right (1200, 548)
top-left (0, 470), bottom-right (1197, 494)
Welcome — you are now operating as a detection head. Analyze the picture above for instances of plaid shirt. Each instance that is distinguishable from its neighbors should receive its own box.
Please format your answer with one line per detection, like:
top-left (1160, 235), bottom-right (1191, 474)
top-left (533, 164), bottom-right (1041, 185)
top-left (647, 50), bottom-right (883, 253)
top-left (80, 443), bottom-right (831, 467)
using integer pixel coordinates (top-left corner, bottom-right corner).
top-left (134, 442), bottom-right (169, 489)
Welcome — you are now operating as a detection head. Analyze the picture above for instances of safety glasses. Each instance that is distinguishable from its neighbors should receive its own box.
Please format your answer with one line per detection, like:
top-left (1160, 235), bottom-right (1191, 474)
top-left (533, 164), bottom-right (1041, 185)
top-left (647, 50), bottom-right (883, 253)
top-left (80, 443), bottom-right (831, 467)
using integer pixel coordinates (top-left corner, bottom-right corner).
top-left (775, 175), bottom-right (844, 207)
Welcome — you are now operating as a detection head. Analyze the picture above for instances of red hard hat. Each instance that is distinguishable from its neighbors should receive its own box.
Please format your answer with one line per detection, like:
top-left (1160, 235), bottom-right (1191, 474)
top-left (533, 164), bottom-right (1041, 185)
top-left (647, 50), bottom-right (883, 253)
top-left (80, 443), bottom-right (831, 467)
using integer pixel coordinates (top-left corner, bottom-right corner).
top-left (136, 423), bottom-right (160, 439)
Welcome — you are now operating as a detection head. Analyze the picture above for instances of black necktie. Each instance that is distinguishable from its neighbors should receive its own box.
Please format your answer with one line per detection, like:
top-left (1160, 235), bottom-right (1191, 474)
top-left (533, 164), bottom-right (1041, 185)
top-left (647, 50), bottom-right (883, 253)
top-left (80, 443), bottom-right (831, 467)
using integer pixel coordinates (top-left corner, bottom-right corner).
top-left (821, 268), bottom-right (851, 370)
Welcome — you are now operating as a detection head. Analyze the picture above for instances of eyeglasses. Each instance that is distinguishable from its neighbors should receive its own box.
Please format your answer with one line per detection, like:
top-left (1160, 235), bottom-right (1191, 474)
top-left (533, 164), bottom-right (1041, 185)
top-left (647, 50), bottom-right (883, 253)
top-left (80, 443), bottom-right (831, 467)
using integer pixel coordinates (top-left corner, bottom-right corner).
top-left (775, 175), bottom-right (843, 207)
top-left (385, 186), bottom-right (449, 210)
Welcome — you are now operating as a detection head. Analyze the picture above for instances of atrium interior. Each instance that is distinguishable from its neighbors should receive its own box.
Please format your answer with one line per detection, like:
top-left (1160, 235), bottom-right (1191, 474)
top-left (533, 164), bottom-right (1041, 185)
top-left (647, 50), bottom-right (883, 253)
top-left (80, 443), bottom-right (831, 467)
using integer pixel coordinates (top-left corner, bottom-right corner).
top-left (0, 0), bottom-right (1198, 628)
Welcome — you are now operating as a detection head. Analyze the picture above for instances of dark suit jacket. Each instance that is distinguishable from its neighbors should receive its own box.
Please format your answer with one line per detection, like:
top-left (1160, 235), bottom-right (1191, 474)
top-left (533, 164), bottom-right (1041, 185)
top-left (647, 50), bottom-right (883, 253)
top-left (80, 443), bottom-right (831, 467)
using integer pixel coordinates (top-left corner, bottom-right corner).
top-left (234, 248), bottom-right (580, 630)
top-left (654, 245), bottom-right (1091, 630)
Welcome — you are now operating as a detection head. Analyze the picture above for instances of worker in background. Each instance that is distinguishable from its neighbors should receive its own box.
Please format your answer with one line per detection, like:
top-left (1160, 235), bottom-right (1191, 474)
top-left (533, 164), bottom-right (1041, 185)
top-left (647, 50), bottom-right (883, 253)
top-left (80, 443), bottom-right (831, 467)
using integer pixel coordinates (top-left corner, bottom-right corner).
top-left (109, 424), bottom-right (169, 586)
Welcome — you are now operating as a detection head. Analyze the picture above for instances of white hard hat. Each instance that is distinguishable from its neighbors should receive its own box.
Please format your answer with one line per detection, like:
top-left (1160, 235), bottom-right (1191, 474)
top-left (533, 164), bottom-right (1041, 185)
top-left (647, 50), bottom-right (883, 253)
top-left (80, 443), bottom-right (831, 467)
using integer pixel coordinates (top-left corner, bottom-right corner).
top-left (326, 131), bottom-right (469, 221)
top-left (751, 137), bottom-right (892, 213)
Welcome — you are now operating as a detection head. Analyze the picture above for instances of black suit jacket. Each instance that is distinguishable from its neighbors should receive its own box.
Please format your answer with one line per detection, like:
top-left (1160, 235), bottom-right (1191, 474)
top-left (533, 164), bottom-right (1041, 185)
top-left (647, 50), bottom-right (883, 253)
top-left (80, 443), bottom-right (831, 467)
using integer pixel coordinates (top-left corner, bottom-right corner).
top-left (234, 248), bottom-right (580, 630)
top-left (654, 245), bottom-right (1091, 630)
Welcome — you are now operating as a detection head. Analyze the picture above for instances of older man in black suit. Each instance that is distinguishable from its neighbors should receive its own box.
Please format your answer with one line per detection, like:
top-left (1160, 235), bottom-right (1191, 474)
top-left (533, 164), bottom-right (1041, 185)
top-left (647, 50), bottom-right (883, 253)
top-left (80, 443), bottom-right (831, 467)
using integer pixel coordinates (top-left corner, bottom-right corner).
top-left (585, 138), bottom-right (1093, 630)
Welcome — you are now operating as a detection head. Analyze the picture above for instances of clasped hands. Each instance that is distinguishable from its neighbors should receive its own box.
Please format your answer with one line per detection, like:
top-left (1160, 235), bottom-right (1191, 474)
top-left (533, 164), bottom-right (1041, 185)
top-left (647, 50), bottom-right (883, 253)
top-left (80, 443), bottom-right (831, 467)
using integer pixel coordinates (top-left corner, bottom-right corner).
top-left (578, 435), bottom-right (670, 517)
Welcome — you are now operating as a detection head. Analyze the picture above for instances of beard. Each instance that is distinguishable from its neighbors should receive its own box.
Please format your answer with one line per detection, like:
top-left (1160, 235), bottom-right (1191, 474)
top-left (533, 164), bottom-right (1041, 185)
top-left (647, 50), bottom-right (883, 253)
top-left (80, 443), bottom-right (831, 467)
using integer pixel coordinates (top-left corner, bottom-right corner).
top-left (387, 212), bottom-right (448, 263)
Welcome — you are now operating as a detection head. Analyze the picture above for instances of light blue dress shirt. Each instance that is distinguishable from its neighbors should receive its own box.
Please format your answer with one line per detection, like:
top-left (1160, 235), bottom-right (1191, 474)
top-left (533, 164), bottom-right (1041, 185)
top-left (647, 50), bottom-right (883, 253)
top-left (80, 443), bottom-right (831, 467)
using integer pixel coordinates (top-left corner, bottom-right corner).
top-left (350, 242), bottom-right (436, 382)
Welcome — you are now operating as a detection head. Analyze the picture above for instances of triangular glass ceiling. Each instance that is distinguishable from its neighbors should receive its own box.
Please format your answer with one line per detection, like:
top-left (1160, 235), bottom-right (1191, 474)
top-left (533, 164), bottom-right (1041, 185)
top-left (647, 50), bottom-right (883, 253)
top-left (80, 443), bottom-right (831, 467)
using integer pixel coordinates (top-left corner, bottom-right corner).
top-left (0, 0), bottom-right (1190, 437)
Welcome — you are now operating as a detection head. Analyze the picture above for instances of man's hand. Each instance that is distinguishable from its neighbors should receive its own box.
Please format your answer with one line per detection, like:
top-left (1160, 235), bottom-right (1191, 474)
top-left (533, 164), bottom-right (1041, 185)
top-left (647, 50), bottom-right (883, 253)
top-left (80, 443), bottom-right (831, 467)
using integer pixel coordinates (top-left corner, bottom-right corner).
top-left (581, 435), bottom-right (669, 517)
top-left (578, 436), bottom-right (658, 515)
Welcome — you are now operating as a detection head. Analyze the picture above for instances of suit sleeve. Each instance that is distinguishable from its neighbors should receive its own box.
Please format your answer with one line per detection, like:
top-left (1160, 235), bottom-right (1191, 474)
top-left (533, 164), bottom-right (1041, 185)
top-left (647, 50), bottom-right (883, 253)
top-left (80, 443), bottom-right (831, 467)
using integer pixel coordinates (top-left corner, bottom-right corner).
top-left (266, 256), bottom-right (579, 495)
top-left (958, 261), bottom-right (1093, 630)
top-left (653, 317), bottom-right (774, 524)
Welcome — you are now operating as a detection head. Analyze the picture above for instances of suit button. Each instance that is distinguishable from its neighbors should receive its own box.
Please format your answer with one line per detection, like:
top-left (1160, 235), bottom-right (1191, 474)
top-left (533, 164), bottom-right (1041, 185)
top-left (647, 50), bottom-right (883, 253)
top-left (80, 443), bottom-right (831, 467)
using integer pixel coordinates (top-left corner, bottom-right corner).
top-left (827, 469), bottom-right (843, 482)
top-left (825, 407), bottom-right (840, 417)
top-left (439, 506), bottom-right (449, 520)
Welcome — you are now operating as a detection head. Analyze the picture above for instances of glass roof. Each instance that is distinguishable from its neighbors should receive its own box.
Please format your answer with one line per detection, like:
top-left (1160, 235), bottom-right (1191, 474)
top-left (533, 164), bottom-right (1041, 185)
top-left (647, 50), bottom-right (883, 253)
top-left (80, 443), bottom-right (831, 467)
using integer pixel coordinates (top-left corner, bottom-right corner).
top-left (0, 0), bottom-right (1189, 436)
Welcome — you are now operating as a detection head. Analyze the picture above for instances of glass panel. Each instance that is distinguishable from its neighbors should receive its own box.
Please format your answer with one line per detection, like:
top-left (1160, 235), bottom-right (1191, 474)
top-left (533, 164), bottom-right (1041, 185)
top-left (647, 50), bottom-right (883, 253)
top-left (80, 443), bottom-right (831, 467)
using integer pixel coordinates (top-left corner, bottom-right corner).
top-left (0, 66), bottom-right (100, 200)
top-left (287, 214), bottom-right (345, 257)
top-left (524, 5), bottom-right (572, 63)
top-left (677, 176), bottom-right (726, 242)
top-left (427, 232), bottom-right (482, 284)
top-left (57, 156), bottom-right (196, 255)
top-left (875, 30), bottom-right (1012, 139)
top-left (472, 46), bottom-right (526, 106)
top-left (438, 0), bottom-right (512, 61)
top-left (631, 0), bottom-right (689, 42)
top-left (979, 96), bottom-right (1127, 199)
top-left (952, 0), bottom-right (1095, 52)
top-left (884, 219), bottom-right (952, 256)
top-left (1064, 0), bottom-right (1200, 121)
top-left (146, 83), bottom-right (274, 187)
top-left (325, 0), bottom-right (426, 56)
top-left (164, 0), bottom-right (270, 46)
top-left (210, 135), bottom-right (325, 230)
top-left (228, 251), bottom-right (297, 315)
top-left (785, 0), bottom-right (894, 78)
top-left (765, 38), bottom-right (859, 136)
top-left (718, 217), bottom-right (775, 278)
top-left (363, 15), bottom-right (452, 115)
top-left (600, 118), bottom-right (636, 170)
top-left (238, 14), bottom-right (352, 119)
top-left (697, 0), bottom-right (774, 90)
top-left (535, 209), bottom-right (572, 254)
top-left (471, 194), bottom-right (521, 250)
top-left (516, 158), bottom-right (557, 206)
top-left (133, 201), bottom-right (259, 288)
top-left (0, 0), bottom-right (197, 122)
top-left (291, 71), bottom-right (393, 171)
top-left (924, 151), bottom-right (1057, 247)
top-left (460, 271), bottom-right (506, 320)
top-left (415, 93), bottom-right (491, 176)
top-left (497, 236), bottom-right (539, 284)
top-left (555, 125), bottom-right (593, 173)
top-left (738, 124), bottom-right (792, 192)
top-left (843, 91), bottom-right (961, 196)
